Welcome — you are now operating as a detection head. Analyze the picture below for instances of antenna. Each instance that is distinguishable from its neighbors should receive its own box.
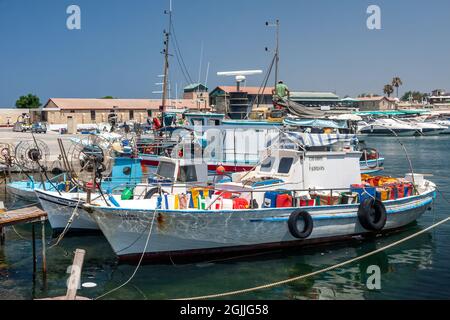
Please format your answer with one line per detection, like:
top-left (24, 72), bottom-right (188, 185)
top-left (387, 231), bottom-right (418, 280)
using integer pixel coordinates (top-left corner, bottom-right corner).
top-left (205, 61), bottom-right (210, 88)
top-left (217, 70), bottom-right (263, 91)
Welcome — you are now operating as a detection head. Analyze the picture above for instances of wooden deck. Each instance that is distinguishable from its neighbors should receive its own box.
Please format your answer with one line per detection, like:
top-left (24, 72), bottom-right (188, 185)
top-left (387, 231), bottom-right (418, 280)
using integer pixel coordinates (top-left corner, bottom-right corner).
top-left (0, 206), bottom-right (47, 227)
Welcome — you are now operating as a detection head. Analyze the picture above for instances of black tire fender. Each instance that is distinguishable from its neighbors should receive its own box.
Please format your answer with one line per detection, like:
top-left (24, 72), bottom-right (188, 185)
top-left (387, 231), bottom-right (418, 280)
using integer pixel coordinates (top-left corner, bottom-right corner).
top-left (144, 187), bottom-right (161, 200)
top-left (288, 210), bottom-right (314, 239)
top-left (357, 199), bottom-right (387, 231)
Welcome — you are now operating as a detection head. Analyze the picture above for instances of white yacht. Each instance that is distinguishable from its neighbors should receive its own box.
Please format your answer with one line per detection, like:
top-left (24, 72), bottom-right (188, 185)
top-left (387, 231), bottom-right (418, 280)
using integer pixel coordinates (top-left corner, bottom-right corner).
top-left (357, 118), bottom-right (418, 136)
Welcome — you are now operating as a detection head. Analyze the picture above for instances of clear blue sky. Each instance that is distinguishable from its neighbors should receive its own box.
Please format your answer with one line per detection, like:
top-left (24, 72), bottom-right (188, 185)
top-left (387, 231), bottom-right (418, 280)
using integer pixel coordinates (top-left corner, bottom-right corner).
top-left (1, 0), bottom-right (450, 106)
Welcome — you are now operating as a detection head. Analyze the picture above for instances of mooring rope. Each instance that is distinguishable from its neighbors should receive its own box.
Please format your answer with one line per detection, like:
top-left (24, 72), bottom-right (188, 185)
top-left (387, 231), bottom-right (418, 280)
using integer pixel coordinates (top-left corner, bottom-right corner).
top-left (174, 212), bottom-right (450, 300)
top-left (48, 196), bottom-right (83, 250)
top-left (95, 209), bottom-right (158, 300)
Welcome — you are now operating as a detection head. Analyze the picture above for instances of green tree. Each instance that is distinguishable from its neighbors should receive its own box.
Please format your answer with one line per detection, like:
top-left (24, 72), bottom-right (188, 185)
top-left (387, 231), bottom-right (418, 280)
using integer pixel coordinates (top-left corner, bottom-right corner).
top-left (401, 91), bottom-right (428, 102)
top-left (15, 94), bottom-right (41, 109)
top-left (383, 84), bottom-right (394, 97)
top-left (101, 96), bottom-right (115, 99)
top-left (391, 77), bottom-right (403, 98)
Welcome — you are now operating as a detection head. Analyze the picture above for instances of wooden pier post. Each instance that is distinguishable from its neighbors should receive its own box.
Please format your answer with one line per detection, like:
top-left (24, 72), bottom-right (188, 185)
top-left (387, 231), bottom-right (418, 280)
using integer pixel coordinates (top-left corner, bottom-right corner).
top-left (65, 249), bottom-right (86, 300)
top-left (0, 227), bottom-right (5, 246)
top-left (32, 223), bottom-right (37, 274)
top-left (41, 217), bottom-right (47, 277)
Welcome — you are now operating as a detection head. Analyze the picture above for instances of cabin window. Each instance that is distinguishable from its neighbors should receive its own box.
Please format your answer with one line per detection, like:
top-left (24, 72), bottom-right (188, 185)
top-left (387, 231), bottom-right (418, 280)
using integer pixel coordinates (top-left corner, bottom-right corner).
top-left (192, 119), bottom-right (204, 126)
top-left (123, 166), bottom-right (132, 176)
top-left (178, 165), bottom-right (198, 183)
top-left (260, 157), bottom-right (275, 172)
top-left (157, 162), bottom-right (176, 180)
top-left (278, 157), bottom-right (294, 174)
top-left (207, 119), bottom-right (221, 126)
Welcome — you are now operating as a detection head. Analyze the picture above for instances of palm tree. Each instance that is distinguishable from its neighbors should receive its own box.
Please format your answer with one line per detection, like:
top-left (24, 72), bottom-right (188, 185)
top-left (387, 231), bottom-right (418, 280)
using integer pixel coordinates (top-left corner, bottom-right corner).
top-left (383, 84), bottom-right (394, 97)
top-left (392, 77), bottom-right (403, 98)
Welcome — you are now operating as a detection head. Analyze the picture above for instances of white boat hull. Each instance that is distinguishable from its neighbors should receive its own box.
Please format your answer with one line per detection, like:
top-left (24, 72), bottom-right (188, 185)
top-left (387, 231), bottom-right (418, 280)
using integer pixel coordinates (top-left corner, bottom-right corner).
top-left (359, 127), bottom-right (418, 137)
top-left (35, 190), bottom-right (99, 233)
top-left (87, 189), bottom-right (435, 261)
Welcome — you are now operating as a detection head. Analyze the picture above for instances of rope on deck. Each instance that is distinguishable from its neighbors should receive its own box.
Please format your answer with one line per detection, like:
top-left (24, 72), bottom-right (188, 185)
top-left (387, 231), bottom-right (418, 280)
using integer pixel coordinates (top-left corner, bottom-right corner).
top-left (174, 214), bottom-right (450, 300)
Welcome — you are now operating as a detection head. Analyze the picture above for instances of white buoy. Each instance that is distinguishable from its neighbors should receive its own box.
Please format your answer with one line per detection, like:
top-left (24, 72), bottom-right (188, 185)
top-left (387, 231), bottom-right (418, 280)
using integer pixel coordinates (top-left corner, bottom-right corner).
top-left (82, 282), bottom-right (97, 289)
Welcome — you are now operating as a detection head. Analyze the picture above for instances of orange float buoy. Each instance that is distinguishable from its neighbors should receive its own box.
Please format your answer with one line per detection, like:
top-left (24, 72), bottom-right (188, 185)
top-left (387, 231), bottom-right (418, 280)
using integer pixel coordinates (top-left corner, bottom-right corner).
top-left (216, 165), bottom-right (226, 175)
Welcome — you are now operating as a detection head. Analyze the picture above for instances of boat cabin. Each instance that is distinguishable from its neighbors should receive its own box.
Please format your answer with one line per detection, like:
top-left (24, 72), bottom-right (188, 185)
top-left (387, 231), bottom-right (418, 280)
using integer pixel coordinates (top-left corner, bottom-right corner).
top-left (218, 149), bottom-right (362, 208)
top-left (184, 113), bottom-right (225, 127)
top-left (135, 157), bottom-right (209, 195)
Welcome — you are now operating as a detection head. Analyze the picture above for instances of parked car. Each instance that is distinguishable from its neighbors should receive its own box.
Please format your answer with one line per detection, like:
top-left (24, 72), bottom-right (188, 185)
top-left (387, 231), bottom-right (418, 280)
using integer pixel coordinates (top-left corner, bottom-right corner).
top-left (31, 122), bottom-right (47, 134)
top-left (13, 122), bottom-right (31, 132)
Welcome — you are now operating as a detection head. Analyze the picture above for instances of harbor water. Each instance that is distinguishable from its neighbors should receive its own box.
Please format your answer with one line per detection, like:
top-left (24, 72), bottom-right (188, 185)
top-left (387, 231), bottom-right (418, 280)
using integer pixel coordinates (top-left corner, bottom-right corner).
top-left (1, 136), bottom-right (450, 300)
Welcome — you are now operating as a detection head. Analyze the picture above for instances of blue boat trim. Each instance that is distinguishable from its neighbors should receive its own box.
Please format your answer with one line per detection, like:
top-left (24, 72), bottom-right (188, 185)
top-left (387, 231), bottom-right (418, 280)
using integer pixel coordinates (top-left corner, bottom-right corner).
top-left (249, 198), bottom-right (433, 222)
top-left (95, 190), bottom-right (436, 217)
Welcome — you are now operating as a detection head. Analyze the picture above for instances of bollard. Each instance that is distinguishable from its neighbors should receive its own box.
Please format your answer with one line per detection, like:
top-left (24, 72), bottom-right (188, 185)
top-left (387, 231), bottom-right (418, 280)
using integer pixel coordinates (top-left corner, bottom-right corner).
top-left (0, 227), bottom-right (5, 246)
top-left (32, 223), bottom-right (37, 275)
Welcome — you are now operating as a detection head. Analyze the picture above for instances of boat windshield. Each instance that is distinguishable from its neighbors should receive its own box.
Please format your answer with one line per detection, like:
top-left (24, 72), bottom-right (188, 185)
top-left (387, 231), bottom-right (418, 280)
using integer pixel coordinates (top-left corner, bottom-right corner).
top-left (177, 165), bottom-right (198, 183)
top-left (157, 162), bottom-right (176, 180)
top-left (260, 157), bottom-right (275, 172)
top-left (278, 157), bottom-right (294, 174)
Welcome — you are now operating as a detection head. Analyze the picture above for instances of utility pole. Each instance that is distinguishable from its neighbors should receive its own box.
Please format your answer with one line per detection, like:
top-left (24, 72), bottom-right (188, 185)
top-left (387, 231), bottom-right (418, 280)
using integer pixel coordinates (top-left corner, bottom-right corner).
top-left (266, 19), bottom-right (280, 88)
top-left (161, 0), bottom-right (172, 124)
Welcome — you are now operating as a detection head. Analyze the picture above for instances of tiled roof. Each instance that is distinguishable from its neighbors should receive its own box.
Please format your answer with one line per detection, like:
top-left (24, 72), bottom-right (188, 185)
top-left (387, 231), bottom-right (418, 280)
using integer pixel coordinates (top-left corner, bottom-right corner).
top-left (290, 91), bottom-right (339, 100)
top-left (212, 86), bottom-right (275, 95)
top-left (43, 98), bottom-right (200, 110)
top-left (358, 96), bottom-right (397, 102)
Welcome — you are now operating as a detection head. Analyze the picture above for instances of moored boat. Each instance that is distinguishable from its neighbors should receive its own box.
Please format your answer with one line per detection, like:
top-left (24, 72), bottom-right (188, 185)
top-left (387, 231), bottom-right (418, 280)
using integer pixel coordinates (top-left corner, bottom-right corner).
top-left (86, 142), bottom-right (435, 262)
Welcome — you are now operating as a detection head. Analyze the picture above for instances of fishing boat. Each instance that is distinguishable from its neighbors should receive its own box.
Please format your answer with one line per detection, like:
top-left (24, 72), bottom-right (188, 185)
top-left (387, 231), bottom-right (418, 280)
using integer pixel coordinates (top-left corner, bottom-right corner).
top-left (6, 175), bottom-right (66, 202)
top-left (139, 113), bottom-right (384, 174)
top-left (7, 134), bottom-right (137, 203)
top-left (34, 157), bottom-right (144, 234)
top-left (86, 133), bottom-right (435, 262)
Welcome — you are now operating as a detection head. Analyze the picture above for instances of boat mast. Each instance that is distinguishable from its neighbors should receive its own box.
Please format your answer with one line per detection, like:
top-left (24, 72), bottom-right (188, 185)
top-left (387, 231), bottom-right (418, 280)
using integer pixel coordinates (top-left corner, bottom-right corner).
top-left (161, 0), bottom-right (172, 122)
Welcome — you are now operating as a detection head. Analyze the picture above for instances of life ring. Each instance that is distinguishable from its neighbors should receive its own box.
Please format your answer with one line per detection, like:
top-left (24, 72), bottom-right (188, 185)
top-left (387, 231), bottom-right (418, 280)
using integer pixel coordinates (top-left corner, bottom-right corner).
top-left (360, 148), bottom-right (380, 169)
top-left (357, 199), bottom-right (387, 231)
top-left (144, 187), bottom-right (161, 200)
top-left (288, 210), bottom-right (314, 239)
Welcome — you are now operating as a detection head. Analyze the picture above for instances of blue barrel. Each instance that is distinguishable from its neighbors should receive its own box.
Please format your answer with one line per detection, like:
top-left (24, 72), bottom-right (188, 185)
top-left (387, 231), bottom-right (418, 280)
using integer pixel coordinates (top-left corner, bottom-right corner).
top-left (351, 186), bottom-right (377, 203)
top-left (263, 192), bottom-right (279, 208)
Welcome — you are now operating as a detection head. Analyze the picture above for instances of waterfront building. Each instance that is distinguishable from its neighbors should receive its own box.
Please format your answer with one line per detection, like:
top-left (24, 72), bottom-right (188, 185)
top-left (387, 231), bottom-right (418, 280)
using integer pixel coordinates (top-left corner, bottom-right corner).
top-left (38, 98), bottom-right (202, 125)
top-left (183, 84), bottom-right (210, 111)
top-left (428, 89), bottom-right (450, 108)
top-left (209, 86), bottom-right (274, 114)
top-left (290, 91), bottom-right (340, 108)
top-left (357, 96), bottom-right (397, 111)
top-left (209, 86), bottom-right (341, 113)
top-left (0, 108), bottom-right (31, 127)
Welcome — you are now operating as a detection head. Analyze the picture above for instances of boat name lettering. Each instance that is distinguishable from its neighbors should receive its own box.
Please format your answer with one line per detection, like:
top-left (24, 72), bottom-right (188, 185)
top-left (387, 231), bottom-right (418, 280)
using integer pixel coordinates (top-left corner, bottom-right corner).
top-left (118, 214), bottom-right (139, 221)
